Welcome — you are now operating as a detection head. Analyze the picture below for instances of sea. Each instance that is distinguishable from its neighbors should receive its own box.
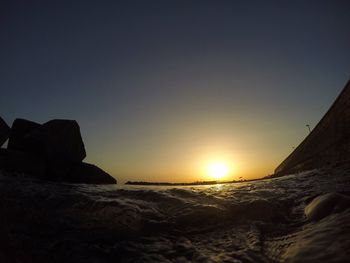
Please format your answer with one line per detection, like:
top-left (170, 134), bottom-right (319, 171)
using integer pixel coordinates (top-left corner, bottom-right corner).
top-left (0, 167), bottom-right (350, 263)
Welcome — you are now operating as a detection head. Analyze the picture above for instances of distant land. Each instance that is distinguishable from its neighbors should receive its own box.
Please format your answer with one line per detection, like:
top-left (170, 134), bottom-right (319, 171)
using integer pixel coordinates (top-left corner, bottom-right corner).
top-left (124, 178), bottom-right (263, 186)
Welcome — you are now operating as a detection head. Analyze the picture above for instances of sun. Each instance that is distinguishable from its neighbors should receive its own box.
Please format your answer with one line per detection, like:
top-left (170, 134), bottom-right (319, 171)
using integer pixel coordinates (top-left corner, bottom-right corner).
top-left (207, 162), bottom-right (229, 180)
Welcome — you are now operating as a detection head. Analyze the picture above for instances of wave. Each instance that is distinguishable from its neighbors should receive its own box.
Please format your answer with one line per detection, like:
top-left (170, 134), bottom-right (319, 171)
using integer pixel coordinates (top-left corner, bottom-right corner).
top-left (0, 168), bottom-right (350, 262)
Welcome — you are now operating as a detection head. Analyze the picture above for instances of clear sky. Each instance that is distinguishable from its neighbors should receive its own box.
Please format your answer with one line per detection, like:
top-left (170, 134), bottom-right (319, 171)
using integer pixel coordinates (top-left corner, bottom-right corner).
top-left (1, 0), bottom-right (350, 183)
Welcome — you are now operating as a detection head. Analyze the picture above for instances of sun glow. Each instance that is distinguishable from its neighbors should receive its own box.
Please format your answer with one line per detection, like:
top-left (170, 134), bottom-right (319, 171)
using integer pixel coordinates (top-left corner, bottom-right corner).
top-left (207, 162), bottom-right (229, 180)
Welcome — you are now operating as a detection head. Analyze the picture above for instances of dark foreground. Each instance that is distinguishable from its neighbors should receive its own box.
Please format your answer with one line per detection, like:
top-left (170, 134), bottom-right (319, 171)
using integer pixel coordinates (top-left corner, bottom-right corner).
top-left (1, 168), bottom-right (350, 263)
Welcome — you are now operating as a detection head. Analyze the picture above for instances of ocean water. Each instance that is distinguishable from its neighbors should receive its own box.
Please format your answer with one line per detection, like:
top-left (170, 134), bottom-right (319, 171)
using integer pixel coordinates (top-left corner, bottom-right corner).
top-left (0, 168), bottom-right (350, 263)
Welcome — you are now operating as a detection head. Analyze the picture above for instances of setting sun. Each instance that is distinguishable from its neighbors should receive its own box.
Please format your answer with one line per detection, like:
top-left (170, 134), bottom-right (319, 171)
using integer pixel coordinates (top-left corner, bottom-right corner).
top-left (207, 162), bottom-right (229, 180)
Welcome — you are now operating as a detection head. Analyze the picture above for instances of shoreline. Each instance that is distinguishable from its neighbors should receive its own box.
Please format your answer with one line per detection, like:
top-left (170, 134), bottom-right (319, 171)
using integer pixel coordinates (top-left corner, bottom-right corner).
top-left (124, 178), bottom-right (265, 186)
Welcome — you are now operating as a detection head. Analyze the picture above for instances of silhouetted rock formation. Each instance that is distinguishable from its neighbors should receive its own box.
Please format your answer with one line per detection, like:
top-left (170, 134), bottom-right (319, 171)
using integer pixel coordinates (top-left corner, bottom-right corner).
top-left (7, 118), bottom-right (42, 154)
top-left (8, 119), bottom-right (86, 162)
top-left (42, 119), bottom-right (86, 163)
top-left (0, 117), bottom-right (116, 184)
top-left (70, 162), bottom-right (117, 184)
top-left (0, 117), bottom-right (10, 147)
top-left (275, 79), bottom-right (350, 175)
top-left (0, 148), bottom-right (46, 177)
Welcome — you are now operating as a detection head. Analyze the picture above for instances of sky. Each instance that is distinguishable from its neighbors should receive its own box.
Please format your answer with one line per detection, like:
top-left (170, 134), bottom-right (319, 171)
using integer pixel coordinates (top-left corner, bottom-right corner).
top-left (1, 0), bottom-right (350, 183)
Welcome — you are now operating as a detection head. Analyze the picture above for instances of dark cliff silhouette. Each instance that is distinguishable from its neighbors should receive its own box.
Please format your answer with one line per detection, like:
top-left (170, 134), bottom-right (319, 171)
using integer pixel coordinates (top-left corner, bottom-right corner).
top-left (275, 79), bottom-right (350, 175)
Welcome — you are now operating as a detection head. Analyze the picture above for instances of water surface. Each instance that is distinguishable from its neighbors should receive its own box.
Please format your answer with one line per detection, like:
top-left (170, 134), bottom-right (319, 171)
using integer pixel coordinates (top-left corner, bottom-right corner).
top-left (1, 168), bottom-right (349, 262)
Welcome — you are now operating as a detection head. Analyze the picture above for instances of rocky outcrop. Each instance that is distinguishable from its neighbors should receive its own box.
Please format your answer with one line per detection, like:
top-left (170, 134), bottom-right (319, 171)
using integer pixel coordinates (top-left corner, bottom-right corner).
top-left (7, 118), bottom-right (43, 154)
top-left (42, 119), bottom-right (86, 163)
top-left (0, 117), bottom-right (10, 147)
top-left (70, 162), bottom-right (117, 184)
top-left (0, 117), bottom-right (116, 184)
top-left (0, 149), bottom-right (46, 177)
top-left (275, 79), bottom-right (350, 175)
top-left (7, 119), bottom-right (86, 162)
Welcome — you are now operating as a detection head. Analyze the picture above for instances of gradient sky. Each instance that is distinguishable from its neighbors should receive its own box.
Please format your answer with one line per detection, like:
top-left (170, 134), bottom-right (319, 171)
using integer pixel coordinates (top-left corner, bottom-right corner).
top-left (1, 0), bottom-right (350, 183)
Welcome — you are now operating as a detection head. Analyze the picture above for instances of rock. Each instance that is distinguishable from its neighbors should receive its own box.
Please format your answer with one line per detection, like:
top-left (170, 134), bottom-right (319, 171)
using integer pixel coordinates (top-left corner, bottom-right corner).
top-left (3, 117), bottom-right (115, 184)
top-left (0, 148), bottom-right (46, 177)
top-left (45, 161), bottom-right (117, 184)
top-left (46, 159), bottom-right (77, 182)
top-left (69, 162), bottom-right (117, 184)
top-left (0, 117), bottom-right (10, 147)
top-left (7, 118), bottom-right (43, 154)
top-left (8, 118), bottom-right (86, 163)
top-left (42, 119), bottom-right (86, 163)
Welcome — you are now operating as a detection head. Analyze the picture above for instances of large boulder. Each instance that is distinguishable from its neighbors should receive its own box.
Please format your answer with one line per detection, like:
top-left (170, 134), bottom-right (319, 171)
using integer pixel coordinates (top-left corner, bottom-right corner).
top-left (45, 161), bottom-right (117, 184)
top-left (69, 162), bottom-right (117, 184)
top-left (0, 148), bottom-right (46, 177)
top-left (0, 117), bottom-right (10, 147)
top-left (42, 119), bottom-right (86, 163)
top-left (3, 118), bottom-right (116, 184)
top-left (7, 119), bottom-right (43, 154)
top-left (7, 118), bottom-right (86, 163)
